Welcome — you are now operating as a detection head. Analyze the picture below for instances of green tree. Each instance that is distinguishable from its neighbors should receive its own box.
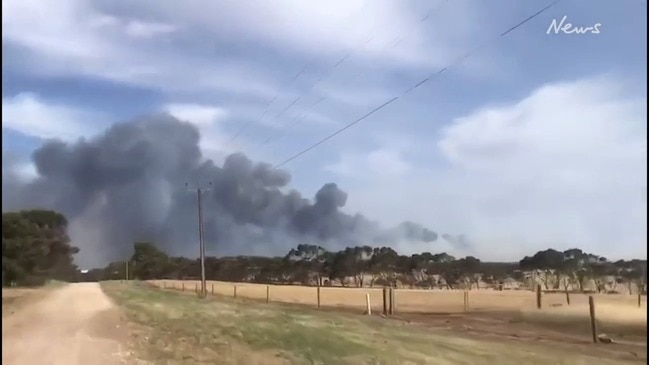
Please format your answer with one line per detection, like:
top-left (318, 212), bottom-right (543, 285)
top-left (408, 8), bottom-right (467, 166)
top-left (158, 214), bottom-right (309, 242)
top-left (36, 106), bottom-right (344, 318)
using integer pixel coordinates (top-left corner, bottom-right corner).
top-left (2, 210), bottom-right (79, 286)
top-left (130, 241), bottom-right (171, 280)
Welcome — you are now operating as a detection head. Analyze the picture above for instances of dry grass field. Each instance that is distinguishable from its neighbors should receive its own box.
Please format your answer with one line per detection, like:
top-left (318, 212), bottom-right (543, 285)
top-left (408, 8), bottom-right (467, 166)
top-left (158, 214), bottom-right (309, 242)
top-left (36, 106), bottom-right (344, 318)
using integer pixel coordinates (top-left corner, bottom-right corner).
top-left (104, 281), bottom-right (646, 364)
top-left (151, 280), bottom-right (646, 310)
top-left (149, 280), bottom-right (647, 341)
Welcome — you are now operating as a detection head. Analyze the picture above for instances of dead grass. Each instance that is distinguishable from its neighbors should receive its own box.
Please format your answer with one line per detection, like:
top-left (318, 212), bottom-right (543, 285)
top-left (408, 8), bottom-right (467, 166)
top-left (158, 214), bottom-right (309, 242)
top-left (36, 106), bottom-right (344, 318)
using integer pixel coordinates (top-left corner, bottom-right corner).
top-left (152, 280), bottom-right (645, 310)
top-left (105, 281), bottom-right (644, 365)
top-left (150, 280), bottom-right (646, 336)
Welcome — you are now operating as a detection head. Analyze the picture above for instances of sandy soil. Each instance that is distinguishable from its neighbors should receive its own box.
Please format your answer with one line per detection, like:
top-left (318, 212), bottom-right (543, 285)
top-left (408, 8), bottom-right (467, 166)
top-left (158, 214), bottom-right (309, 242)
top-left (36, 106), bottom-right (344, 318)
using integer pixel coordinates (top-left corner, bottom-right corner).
top-left (2, 283), bottom-right (137, 365)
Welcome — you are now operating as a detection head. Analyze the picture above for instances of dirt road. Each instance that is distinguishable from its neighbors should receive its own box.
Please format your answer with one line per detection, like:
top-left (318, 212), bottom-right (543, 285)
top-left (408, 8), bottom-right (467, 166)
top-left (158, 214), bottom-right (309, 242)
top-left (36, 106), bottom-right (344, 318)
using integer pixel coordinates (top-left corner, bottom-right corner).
top-left (2, 283), bottom-right (135, 365)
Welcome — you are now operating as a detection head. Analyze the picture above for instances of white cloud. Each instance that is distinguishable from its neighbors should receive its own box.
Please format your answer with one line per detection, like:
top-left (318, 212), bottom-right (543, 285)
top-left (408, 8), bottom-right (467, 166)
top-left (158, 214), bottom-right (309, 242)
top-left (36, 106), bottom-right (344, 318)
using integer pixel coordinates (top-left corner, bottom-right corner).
top-left (2, 151), bottom-right (38, 182)
top-left (327, 76), bottom-right (647, 260)
top-left (12, 162), bottom-right (38, 181)
top-left (124, 20), bottom-right (177, 38)
top-left (325, 148), bottom-right (411, 178)
top-left (119, 0), bottom-right (474, 68)
top-left (1, 0), bottom-right (486, 103)
top-left (164, 103), bottom-right (229, 127)
top-left (163, 103), bottom-right (242, 163)
top-left (1, 0), bottom-right (281, 99)
top-left (2, 92), bottom-right (99, 141)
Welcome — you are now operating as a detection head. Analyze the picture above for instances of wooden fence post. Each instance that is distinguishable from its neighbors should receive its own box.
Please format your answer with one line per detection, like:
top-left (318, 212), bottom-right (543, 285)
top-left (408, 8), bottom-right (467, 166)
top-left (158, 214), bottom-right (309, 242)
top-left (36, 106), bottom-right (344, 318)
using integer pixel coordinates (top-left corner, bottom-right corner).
top-left (588, 296), bottom-right (598, 343)
top-left (536, 284), bottom-right (542, 309)
top-left (464, 291), bottom-right (469, 312)
top-left (638, 293), bottom-right (642, 308)
top-left (317, 286), bottom-right (321, 309)
top-left (266, 285), bottom-right (270, 303)
top-left (233, 285), bottom-right (237, 298)
top-left (388, 288), bottom-right (395, 315)
top-left (211, 283), bottom-right (214, 295)
top-left (565, 289), bottom-right (570, 305)
top-left (365, 293), bottom-right (372, 315)
top-left (463, 291), bottom-right (466, 312)
top-left (382, 287), bottom-right (388, 316)
top-left (182, 282), bottom-right (185, 291)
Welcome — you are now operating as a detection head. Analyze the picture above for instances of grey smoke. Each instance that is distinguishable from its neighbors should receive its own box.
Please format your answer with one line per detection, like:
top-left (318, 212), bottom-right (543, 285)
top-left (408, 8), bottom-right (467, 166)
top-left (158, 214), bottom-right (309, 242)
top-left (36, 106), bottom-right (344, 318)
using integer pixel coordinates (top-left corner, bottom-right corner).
top-left (2, 115), bottom-right (465, 267)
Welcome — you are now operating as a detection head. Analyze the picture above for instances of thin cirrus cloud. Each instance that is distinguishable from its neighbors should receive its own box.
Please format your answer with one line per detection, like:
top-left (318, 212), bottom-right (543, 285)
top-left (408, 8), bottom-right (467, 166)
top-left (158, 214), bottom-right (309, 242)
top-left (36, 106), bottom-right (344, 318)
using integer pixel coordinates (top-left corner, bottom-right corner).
top-left (1, 0), bottom-right (282, 99)
top-left (2, 0), bottom-right (488, 100)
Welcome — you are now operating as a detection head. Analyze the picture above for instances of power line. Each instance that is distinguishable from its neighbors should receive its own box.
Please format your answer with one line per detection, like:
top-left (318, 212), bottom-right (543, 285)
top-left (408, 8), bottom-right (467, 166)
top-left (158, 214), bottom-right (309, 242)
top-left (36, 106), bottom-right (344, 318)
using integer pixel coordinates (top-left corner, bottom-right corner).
top-left (256, 1), bottom-right (450, 148)
top-left (228, 66), bottom-right (309, 144)
top-left (252, 37), bottom-right (373, 144)
top-left (230, 3), bottom-right (372, 145)
top-left (273, 0), bottom-right (563, 169)
top-left (336, 0), bottom-right (450, 91)
top-left (261, 96), bottom-right (327, 146)
top-left (273, 97), bottom-right (399, 168)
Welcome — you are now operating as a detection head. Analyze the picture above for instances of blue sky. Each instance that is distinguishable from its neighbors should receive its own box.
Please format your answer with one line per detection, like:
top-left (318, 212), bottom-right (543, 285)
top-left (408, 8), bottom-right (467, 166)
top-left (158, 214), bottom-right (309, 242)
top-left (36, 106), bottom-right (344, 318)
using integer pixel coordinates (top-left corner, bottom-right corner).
top-left (2, 0), bottom-right (647, 261)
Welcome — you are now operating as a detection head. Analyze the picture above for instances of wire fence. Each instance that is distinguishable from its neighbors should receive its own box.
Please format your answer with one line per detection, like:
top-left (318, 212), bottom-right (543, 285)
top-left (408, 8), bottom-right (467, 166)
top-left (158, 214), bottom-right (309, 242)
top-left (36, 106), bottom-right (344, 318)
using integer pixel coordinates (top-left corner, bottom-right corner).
top-left (146, 279), bottom-right (646, 344)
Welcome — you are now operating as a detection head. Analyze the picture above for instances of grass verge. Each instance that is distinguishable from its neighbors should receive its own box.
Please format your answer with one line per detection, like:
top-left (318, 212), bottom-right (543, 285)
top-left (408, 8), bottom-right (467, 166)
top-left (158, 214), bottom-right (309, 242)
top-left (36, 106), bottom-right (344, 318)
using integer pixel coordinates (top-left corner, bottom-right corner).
top-left (101, 281), bottom-right (644, 365)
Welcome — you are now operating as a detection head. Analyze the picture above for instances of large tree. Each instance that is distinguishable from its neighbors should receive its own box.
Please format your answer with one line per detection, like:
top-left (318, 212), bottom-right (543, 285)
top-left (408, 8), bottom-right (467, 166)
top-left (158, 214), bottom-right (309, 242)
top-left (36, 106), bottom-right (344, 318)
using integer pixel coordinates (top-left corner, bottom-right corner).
top-left (2, 210), bottom-right (79, 286)
top-left (130, 241), bottom-right (172, 280)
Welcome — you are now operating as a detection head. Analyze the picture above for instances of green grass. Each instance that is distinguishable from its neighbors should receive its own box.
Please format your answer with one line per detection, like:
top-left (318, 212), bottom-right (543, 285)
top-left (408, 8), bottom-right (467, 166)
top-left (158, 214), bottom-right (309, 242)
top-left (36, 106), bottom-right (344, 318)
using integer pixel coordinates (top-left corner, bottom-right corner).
top-left (101, 281), bottom-right (644, 365)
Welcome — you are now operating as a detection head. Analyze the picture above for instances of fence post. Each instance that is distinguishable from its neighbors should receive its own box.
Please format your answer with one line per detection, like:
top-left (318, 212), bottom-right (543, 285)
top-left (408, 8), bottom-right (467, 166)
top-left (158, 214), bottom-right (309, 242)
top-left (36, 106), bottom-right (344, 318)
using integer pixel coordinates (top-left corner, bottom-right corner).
top-left (234, 285), bottom-right (237, 298)
top-left (382, 287), bottom-right (388, 316)
top-left (536, 284), bottom-right (542, 309)
top-left (365, 293), bottom-right (372, 315)
top-left (565, 289), bottom-right (570, 305)
top-left (388, 288), bottom-right (395, 315)
top-left (464, 291), bottom-right (469, 312)
top-left (317, 286), bottom-right (321, 309)
top-left (588, 296), bottom-right (598, 343)
top-left (463, 291), bottom-right (466, 312)
top-left (266, 285), bottom-right (270, 303)
top-left (182, 282), bottom-right (185, 291)
top-left (638, 293), bottom-right (642, 308)
top-left (211, 283), bottom-right (214, 295)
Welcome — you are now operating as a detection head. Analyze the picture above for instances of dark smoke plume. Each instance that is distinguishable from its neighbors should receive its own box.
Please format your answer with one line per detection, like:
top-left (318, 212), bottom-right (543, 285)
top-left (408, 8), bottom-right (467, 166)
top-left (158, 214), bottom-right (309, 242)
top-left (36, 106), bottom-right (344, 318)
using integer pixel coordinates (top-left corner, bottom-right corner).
top-left (2, 116), bottom-right (457, 267)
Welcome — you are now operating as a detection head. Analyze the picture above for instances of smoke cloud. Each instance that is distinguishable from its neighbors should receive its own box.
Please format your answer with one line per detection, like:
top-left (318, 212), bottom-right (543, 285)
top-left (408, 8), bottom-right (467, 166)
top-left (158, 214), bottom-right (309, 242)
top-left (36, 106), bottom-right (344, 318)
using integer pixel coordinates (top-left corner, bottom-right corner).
top-left (2, 116), bottom-right (463, 267)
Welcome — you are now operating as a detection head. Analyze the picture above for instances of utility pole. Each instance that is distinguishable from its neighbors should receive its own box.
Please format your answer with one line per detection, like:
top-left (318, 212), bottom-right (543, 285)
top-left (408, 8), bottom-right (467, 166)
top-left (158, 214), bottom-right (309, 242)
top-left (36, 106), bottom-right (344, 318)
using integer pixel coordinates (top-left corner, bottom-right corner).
top-left (186, 182), bottom-right (212, 298)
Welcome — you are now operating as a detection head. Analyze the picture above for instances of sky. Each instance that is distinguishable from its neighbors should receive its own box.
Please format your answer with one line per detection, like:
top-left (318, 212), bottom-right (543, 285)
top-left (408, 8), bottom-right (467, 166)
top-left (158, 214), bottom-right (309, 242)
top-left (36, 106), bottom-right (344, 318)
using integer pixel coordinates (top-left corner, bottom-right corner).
top-left (2, 0), bottom-right (647, 263)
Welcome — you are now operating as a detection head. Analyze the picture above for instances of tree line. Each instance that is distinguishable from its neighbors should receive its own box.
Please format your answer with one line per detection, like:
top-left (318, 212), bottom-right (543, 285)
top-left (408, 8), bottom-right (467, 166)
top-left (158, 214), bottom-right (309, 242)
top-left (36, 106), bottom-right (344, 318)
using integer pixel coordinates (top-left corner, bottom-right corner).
top-left (3, 210), bottom-right (647, 293)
